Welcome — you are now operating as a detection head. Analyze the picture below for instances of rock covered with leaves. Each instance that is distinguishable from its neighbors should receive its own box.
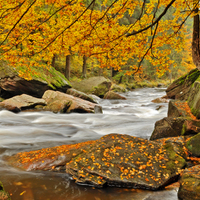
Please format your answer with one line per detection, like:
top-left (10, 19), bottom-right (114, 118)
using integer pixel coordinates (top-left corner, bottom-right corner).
top-left (6, 134), bottom-right (186, 190)
top-left (0, 62), bottom-right (71, 99)
top-left (178, 165), bottom-right (200, 200)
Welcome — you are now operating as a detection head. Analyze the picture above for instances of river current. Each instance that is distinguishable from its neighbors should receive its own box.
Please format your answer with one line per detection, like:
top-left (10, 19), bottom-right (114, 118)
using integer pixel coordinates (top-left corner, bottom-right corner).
top-left (0, 88), bottom-right (179, 200)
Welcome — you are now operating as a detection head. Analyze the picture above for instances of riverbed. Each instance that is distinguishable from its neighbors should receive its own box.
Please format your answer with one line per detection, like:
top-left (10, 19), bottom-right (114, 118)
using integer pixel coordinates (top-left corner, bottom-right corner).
top-left (0, 88), bottom-right (179, 200)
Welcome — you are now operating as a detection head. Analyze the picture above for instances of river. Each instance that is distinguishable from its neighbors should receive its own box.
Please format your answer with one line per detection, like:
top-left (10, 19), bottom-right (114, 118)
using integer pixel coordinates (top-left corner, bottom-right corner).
top-left (0, 88), bottom-right (179, 200)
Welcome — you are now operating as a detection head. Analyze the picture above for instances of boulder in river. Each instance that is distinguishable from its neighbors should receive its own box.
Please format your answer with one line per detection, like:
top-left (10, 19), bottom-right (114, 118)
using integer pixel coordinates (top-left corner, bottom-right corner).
top-left (71, 76), bottom-right (112, 98)
top-left (66, 88), bottom-right (97, 103)
top-left (0, 62), bottom-right (71, 99)
top-left (65, 134), bottom-right (186, 189)
top-left (186, 133), bottom-right (200, 157)
top-left (0, 94), bottom-right (46, 112)
top-left (178, 165), bottom-right (200, 200)
top-left (42, 90), bottom-right (102, 113)
top-left (168, 100), bottom-right (196, 119)
top-left (6, 134), bottom-right (186, 190)
top-left (103, 91), bottom-right (126, 100)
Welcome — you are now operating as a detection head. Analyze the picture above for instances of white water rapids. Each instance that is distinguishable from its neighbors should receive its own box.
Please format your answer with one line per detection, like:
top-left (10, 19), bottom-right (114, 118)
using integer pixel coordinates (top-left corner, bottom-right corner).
top-left (0, 88), bottom-right (179, 200)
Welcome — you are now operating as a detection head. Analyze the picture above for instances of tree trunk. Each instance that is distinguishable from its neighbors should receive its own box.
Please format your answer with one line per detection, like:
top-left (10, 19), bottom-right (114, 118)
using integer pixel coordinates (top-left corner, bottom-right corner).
top-left (82, 55), bottom-right (87, 78)
top-left (65, 55), bottom-right (70, 80)
top-left (192, 5), bottom-right (200, 70)
top-left (52, 54), bottom-right (56, 68)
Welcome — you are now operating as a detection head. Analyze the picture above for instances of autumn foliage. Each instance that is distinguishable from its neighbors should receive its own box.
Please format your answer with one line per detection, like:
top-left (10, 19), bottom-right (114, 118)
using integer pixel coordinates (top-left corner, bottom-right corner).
top-left (0, 0), bottom-right (197, 79)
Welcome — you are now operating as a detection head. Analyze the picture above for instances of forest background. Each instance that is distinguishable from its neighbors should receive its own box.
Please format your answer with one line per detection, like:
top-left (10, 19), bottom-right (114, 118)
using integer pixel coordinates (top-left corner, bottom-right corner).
top-left (0, 0), bottom-right (198, 88)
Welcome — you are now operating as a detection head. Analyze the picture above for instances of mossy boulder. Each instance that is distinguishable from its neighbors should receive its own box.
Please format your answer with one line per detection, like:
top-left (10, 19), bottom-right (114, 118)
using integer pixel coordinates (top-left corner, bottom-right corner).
top-left (0, 181), bottom-right (10, 200)
top-left (166, 68), bottom-right (200, 100)
top-left (6, 134), bottom-right (186, 190)
top-left (71, 76), bottom-right (112, 98)
top-left (186, 133), bottom-right (200, 157)
top-left (42, 90), bottom-right (102, 113)
top-left (187, 81), bottom-right (200, 119)
top-left (0, 62), bottom-right (71, 99)
top-left (111, 84), bottom-right (128, 93)
top-left (178, 165), bottom-right (200, 200)
top-left (65, 134), bottom-right (186, 189)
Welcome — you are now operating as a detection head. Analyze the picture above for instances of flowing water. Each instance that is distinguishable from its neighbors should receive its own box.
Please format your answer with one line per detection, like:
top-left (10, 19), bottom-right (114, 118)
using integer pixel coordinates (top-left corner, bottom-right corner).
top-left (0, 88), bottom-right (179, 200)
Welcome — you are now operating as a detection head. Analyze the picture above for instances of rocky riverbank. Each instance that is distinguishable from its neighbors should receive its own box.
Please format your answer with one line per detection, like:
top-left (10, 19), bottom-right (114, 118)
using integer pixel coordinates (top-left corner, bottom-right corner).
top-left (3, 67), bottom-right (200, 199)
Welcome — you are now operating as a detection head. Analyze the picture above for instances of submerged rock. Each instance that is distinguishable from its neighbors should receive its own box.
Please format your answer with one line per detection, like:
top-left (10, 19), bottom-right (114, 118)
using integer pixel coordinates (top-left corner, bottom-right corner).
top-left (42, 90), bottom-right (102, 113)
top-left (0, 62), bottom-right (71, 99)
top-left (0, 94), bottom-right (46, 112)
top-left (178, 165), bottom-right (200, 200)
top-left (71, 76), bottom-right (112, 98)
top-left (0, 181), bottom-right (10, 200)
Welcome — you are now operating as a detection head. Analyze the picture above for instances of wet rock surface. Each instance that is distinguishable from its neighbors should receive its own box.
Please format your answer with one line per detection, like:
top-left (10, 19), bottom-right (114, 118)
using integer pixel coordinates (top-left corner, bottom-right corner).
top-left (6, 134), bottom-right (186, 190)
top-left (178, 165), bottom-right (200, 200)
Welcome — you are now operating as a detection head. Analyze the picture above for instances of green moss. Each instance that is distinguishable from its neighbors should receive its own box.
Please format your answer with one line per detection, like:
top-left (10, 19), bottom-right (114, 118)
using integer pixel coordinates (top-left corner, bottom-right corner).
top-left (164, 143), bottom-right (186, 171)
top-left (181, 123), bottom-right (187, 136)
top-left (186, 133), bottom-right (200, 156)
top-left (0, 181), bottom-right (11, 200)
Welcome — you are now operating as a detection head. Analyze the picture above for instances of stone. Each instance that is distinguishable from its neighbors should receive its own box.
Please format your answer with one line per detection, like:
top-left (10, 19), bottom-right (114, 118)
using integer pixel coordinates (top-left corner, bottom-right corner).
top-left (66, 88), bottom-right (97, 103)
top-left (0, 62), bottom-right (71, 99)
top-left (71, 76), bottom-right (112, 98)
top-left (166, 68), bottom-right (200, 100)
top-left (178, 165), bottom-right (200, 200)
top-left (111, 84), bottom-right (128, 93)
top-left (168, 100), bottom-right (196, 119)
top-left (187, 81), bottom-right (200, 119)
top-left (186, 133), bottom-right (200, 157)
top-left (0, 94), bottom-right (46, 112)
top-left (151, 97), bottom-right (169, 103)
top-left (150, 117), bottom-right (200, 141)
top-left (0, 181), bottom-right (10, 200)
top-left (6, 134), bottom-right (186, 190)
top-left (42, 90), bottom-right (102, 113)
top-left (150, 117), bottom-right (186, 140)
top-left (103, 91), bottom-right (126, 100)
top-left (66, 134), bottom-right (186, 189)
